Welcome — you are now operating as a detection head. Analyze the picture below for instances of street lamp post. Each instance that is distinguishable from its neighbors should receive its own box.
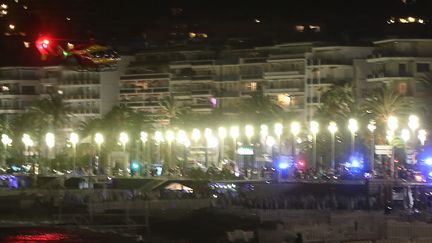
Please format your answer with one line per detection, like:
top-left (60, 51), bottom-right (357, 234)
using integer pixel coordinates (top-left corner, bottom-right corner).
top-left (290, 122), bottom-right (301, 161)
top-left (328, 122), bottom-right (338, 171)
top-left (119, 132), bottom-right (129, 152)
top-left (94, 133), bottom-right (104, 175)
top-left (367, 121), bottom-right (376, 173)
top-left (387, 116), bottom-right (398, 179)
top-left (204, 128), bottom-right (212, 168)
top-left (45, 132), bottom-right (55, 174)
top-left (260, 125), bottom-right (269, 153)
top-left (21, 134), bottom-right (34, 173)
top-left (154, 131), bottom-right (164, 165)
top-left (245, 125), bottom-right (254, 145)
top-left (348, 119), bottom-right (358, 154)
top-left (310, 121), bottom-right (319, 170)
top-left (218, 127), bottom-right (227, 167)
top-left (418, 129), bottom-right (427, 146)
top-left (140, 132), bottom-right (148, 173)
top-left (274, 123), bottom-right (283, 155)
top-left (230, 126), bottom-right (239, 165)
top-left (176, 130), bottom-right (188, 172)
top-left (1, 134), bottom-right (12, 168)
top-left (70, 132), bottom-right (79, 172)
top-left (165, 130), bottom-right (175, 168)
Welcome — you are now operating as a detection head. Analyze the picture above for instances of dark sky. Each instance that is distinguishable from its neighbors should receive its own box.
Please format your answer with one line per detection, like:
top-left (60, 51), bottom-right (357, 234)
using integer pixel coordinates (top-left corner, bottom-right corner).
top-left (0, 0), bottom-right (431, 65)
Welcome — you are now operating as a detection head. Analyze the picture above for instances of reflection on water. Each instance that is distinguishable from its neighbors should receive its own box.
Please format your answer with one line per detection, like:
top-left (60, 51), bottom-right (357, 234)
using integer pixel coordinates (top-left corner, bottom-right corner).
top-left (0, 228), bottom-right (133, 242)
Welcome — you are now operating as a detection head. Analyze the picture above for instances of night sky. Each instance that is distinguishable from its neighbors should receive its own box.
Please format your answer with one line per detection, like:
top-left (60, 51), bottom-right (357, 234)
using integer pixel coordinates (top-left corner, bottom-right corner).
top-left (0, 0), bottom-right (431, 65)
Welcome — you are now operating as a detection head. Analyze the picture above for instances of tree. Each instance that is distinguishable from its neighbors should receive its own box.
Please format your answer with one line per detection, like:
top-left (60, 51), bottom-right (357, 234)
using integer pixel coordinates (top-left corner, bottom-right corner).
top-left (158, 96), bottom-right (189, 126)
top-left (26, 94), bottom-right (72, 134)
top-left (362, 88), bottom-right (412, 124)
top-left (315, 84), bottom-right (356, 122)
top-left (238, 91), bottom-right (284, 124)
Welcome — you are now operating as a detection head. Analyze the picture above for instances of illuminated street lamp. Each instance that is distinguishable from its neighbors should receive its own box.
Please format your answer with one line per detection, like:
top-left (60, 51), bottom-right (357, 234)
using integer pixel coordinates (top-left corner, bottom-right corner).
top-left (401, 128), bottom-right (410, 143)
top-left (328, 121), bottom-right (338, 170)
top-left (418, 129), bottom-right (427, 146)
top-left (408, 115), bottom-right (419, 133)
top-left (119, 132), bottom-right (129, 152)
top-left (310, 121), bottom-right (319, 170)
top-left (230, 126), bottom-right (239, 162)
top-left (70, 132), bottom-right (79, 171)
top-left (192, 128), bottom-right (201, 144)
top-left (367, 121), bottom-right (376, 172)
top-left (1, 134), bottom-right (12, 167)
top-left (218, 127), bottom-right (227, 165)
top-left (245, 125), bottom-right (254, 144)
top-left (140, 132), bottom-right (148, 144)
top-left (348, 118), bottom-right (358, 154)
top-left (387, 116), bottom-right (398, 132)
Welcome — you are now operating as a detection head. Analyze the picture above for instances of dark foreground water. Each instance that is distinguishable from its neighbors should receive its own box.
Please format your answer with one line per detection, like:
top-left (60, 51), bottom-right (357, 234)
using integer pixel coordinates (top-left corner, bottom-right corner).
top-left (0, 227), bottom-right (139, 242)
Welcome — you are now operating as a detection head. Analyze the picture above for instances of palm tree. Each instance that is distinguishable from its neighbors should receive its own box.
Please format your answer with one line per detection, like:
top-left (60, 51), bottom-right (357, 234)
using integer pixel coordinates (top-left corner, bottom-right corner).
top-left (158, 96), bottom-right (189, 126)
top-left (362, 88), bottom-right (412, 124)
top-left (315, 84), bottom-right (356, 122)
top-left (26, 94), bottom-right (72, 133)
top-left (238, 91), bottom-right (284, 124)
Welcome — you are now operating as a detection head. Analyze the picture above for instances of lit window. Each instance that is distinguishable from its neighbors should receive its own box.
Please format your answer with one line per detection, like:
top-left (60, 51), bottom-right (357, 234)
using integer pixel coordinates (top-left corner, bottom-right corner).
top-left (248, 82), bottom-right (257, 91)
top-left (295, 25), bottom-right (305, 32)
top-left (399, 82), bottom-right (407, 96)
top-left (277, 93), bottom-right (291, 107)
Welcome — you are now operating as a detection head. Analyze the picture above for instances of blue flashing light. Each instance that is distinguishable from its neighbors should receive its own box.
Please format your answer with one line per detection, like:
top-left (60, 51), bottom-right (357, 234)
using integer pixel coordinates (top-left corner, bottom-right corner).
top-left (425, 158), bottom-right (432, 166)
top-left (351, 159), bottom-right (360, 168)
top-left (428, 171), bottom-right (432, 177)
top-left (279, 162), bottom-right (290, 170)
top-left (131, 162), bottom-right (140, 171)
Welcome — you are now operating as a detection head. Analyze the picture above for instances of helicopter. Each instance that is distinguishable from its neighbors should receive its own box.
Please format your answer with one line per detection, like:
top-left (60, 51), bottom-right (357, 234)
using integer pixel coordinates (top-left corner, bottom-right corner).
top-left (35, 35), bottom-right (120, 71)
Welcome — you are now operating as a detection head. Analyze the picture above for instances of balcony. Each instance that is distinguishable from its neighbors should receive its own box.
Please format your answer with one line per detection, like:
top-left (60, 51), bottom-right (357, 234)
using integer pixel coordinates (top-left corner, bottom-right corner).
top-left (306, 78), bottom-right (349, 86)
top-left (263, 86), bottom-right (304, 94)
top-left (263, 70), bottom-right (303, 79)
top-left (63, 94), bottom-right (100, 100)
top-left (120, 73), bottom-right (169, 80)
top-left (71, 108), bottom-right (100, 115)
top-left (214, 75), bottom-right (240, 81)
top-left (241, 74), bottom-right (262, 80)
top-left (190, 103), bottom-right (213, 112)
top-left (0, 91), bottom-right (38, 97)
top-left (171, 75), bottom-right (213, 82)
top-left (120, 87), bottom-right (169, 94)
top-left (190, 90), bottom-right (212, 96)
top-left (307, 58), bottom-right (353, 66)
top-left (59, 79), bottom-right (100, 86)
top-left (366, 71), bottom-right (413, 82)
top-left (122, 101), bottom-right (160, 108)
top-left (215, 91), bottom-right (240, 97)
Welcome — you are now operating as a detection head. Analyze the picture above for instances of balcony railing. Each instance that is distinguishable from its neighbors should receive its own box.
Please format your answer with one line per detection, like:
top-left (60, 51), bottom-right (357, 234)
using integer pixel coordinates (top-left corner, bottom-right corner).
top-left (59, 79), bottom-right (100, 85)
top-left (120, 73), bottom-right (169, 80)
top-left (64, 94), bottom-right (100, 100)
top-left (215, 91), bottom-right (240, 97)
top-left (120, 87), bottom-right (169, 94)
top-left (367, 72), bottom-right (412, 79)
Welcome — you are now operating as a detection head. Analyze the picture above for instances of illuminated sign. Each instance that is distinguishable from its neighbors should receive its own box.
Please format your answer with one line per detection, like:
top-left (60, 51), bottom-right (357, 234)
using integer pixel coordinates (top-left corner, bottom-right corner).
top-left (237, 146), bottom-right (254, 155)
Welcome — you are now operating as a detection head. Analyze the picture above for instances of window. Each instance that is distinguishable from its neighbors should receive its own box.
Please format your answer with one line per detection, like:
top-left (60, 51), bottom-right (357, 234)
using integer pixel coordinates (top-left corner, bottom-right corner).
top-left (247, 82), bottom-right (257, 91)
top-left (399, 64), bottom-right (407, 76)
top-left (417, 63), bottom-right (430, 73)
top-left (21, 86), bottom-right (35, 95)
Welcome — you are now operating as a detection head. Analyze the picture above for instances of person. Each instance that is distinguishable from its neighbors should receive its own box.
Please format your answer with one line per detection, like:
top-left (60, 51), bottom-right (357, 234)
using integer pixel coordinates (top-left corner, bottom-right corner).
top-left (294, 232), bottom-right (303, 243)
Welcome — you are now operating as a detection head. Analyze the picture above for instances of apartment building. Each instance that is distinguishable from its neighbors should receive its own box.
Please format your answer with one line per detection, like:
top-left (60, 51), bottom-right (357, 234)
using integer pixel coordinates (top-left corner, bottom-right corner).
top-left (58, 69), bottom-right (121, 126)
top-left (0, 66), bottom-right (61, 120)
top-left (366, 39), bottom-right (432, 107)
top-left (305, 46), bottom-right (373, 119)
top-left (119, 43), bottom-right (314, 122)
